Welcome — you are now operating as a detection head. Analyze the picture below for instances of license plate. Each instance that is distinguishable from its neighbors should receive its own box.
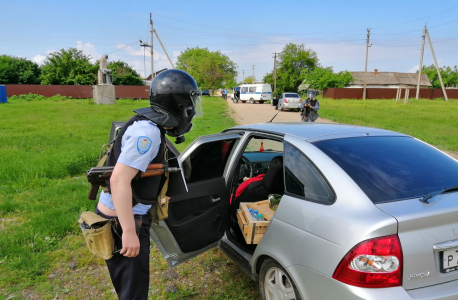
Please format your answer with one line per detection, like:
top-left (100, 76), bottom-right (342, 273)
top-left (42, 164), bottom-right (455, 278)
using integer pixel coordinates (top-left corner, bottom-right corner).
top-left (440, 248), bottom-right (458, 273)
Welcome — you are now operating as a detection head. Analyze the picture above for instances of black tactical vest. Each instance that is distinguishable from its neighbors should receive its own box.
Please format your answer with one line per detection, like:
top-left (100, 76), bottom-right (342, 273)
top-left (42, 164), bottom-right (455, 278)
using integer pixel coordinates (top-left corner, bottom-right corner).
top-left (106, 115), bottom-right (166, 205)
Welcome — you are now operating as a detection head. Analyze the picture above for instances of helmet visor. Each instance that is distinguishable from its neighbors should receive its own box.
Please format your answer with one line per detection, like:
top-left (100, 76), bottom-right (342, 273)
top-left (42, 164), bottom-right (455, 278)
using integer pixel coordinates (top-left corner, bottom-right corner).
top-left (191, 91), bottom-right (203, 117)
top-left (307, 91), bottom-right (316, 99)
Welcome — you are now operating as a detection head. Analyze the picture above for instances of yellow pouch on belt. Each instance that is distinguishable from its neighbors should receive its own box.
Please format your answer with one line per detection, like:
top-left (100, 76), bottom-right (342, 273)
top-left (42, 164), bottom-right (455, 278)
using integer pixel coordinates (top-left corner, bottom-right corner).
top-left (149, 175), bottom-right (169, 224)
top-left (78, 211), bottom-right (115, 260)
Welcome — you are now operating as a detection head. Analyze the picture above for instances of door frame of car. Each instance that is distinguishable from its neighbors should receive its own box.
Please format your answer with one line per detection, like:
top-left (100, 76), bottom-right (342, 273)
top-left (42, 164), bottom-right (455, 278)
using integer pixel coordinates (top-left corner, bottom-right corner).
top-left (150, 130), bottom-right (287, 268)
top-left (150, 132), bottom-right (245, 266)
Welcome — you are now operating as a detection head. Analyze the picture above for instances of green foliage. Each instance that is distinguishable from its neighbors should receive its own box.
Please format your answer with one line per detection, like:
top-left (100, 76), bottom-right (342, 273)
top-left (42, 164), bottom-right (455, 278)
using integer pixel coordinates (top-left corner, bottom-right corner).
top-left (40, 48), bottom-right (98, 85)
top-left (107, 60), bottom-right (144, 86)
top-left (275, 43), bottom-right (319, 94)
top-left (422, 64), bottom-right (458, 88)
top-left (176, 47), bottom-right (237, 90)
top-left (302, 67), bottom-right (354, 89)
top-left (0, 55), bottom-right (41, 84)
top-left (242, 76), bottom-right (255, 84)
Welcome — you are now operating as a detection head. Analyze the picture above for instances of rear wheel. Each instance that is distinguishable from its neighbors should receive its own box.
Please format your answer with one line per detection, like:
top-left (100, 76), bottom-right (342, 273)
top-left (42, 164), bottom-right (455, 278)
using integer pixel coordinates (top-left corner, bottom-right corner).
top-left (250, 98), bottom-right (255, 104)
top-left (242, 100), bottom-right (246, 103)
top-left (260, 259), bottom-right (302, 300)
top-left (233, 98), bottom-right (238, 103)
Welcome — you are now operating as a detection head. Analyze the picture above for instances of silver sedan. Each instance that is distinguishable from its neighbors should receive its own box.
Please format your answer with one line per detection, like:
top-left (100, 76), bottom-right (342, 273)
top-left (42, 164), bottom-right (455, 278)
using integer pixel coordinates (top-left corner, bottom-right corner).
top-left (147, 122), bottom-right (458, 300)
top-left (276, 92), bottom-right (302, 111)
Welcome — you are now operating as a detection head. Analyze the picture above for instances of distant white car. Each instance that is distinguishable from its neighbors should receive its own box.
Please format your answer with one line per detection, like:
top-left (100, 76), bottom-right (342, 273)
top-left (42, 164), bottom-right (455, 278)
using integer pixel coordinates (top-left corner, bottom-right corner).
top-left (276, 92), bottom-right (302, 111)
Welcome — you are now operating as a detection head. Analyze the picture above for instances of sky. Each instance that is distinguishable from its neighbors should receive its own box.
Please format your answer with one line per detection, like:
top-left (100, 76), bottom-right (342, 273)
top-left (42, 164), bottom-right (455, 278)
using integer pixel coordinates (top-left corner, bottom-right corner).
top-left (1, 0), bottom-right (457, 84)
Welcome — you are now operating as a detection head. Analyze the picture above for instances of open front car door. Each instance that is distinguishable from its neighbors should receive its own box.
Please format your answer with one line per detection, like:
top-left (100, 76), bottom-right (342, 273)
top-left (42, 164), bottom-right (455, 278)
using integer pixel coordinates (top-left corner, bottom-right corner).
top-left (150, 133), bottom-right (242, 267)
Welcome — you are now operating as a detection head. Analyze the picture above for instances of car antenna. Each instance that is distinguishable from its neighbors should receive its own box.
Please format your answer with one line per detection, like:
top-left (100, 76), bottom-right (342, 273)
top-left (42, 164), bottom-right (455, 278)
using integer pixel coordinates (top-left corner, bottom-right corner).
top-left (267, 111), bottom-right (280, 123)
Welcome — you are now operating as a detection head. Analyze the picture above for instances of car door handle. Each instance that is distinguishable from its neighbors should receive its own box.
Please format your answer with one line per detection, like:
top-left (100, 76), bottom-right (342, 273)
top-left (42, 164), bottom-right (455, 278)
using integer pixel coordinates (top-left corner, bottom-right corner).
top-left (212, 196), bottom-right (221, 202)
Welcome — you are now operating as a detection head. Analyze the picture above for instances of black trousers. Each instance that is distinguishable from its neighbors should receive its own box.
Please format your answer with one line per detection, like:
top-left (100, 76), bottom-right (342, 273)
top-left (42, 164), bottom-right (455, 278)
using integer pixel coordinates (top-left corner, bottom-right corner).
top-left (96, 208), bottom-right (151, 300)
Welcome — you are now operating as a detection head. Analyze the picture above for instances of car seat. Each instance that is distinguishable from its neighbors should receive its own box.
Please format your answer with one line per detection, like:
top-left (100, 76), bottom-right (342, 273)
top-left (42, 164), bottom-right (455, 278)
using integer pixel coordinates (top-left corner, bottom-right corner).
top-left (230, 156), bottom-right (284, 217)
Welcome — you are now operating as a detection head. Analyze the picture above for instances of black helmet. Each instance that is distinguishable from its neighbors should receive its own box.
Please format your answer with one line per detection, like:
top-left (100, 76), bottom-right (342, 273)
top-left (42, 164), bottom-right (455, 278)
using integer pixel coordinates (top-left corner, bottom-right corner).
top-left (307, 90), bottom-right (316, 100)
top-left (134, 69), bottom-right (202, 144)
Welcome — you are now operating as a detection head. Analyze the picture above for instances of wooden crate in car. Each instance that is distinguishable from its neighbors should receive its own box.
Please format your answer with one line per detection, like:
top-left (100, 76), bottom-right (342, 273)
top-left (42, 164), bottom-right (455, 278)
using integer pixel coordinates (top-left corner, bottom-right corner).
top-left (237, 200), bottom-right (274, 244)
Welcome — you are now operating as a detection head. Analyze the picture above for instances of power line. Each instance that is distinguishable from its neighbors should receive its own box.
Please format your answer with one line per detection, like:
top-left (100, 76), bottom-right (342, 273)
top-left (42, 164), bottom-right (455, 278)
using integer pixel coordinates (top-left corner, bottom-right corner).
top-left (152, 5), bottom-right (458, 37)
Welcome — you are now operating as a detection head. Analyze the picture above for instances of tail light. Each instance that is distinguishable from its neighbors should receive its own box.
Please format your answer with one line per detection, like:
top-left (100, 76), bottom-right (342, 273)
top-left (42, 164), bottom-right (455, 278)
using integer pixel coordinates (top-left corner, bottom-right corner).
top-left (284, 99), bottom-right (287, 103)
top-left (300, 99), bottom-right (302, 102)
top-left (332, 235), bottom-right (403, 288)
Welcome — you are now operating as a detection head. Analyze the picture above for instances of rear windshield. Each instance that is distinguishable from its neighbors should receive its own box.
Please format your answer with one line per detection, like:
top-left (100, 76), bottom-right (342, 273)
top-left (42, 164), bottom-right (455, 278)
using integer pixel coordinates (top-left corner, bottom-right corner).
top-left (314, 136), bottom-right (458, 204)
top-left (284, 93), bottom-right (299, 98)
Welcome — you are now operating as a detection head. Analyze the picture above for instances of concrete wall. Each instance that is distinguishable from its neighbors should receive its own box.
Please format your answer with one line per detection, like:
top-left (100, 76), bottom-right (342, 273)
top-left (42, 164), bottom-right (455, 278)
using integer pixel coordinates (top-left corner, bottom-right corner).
top-left (322, 88), bottom-right (458, 100)
top-left (3, 84), bottom-right (150, 99)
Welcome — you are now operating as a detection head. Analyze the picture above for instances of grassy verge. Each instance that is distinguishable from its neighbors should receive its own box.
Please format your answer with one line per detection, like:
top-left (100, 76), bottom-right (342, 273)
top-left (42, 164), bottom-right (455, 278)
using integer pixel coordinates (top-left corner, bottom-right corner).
top-left (0, 95), bottom-right (255, 300)
top-left (319, 97), bottom-right (458, 152)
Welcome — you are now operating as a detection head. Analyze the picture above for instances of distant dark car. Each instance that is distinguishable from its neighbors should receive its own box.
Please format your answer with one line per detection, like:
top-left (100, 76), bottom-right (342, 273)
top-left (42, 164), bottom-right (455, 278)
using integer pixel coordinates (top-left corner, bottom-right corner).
top-left (201, 90), bottom-right (210, 96)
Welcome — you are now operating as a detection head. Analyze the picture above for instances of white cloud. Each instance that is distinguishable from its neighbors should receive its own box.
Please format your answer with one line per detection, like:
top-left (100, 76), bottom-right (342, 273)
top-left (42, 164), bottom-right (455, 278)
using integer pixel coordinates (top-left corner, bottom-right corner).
top-left (32, 54), bottom-right (47, 65)
top-left (76, 41), bottom-right (100, 63)
top-left (408, 65), bottom-right (419, 73)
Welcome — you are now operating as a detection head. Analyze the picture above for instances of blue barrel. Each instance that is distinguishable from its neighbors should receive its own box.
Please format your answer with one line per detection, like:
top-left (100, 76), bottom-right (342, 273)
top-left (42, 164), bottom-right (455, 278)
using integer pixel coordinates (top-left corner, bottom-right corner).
top-left (0, 86), bottom-right (7, 103)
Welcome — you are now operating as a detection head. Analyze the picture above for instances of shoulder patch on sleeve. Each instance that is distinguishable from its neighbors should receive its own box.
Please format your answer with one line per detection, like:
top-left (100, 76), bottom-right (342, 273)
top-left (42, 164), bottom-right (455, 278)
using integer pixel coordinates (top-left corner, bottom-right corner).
top-left (137, 136), bottom-right (152, 154)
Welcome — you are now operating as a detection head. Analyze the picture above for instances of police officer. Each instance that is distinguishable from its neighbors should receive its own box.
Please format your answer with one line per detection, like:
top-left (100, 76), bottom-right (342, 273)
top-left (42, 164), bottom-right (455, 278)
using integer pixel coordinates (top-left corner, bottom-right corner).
top-left (95, 69), bottom-right (202, 300)
top-left (300, 90), bottom-right (320, 122)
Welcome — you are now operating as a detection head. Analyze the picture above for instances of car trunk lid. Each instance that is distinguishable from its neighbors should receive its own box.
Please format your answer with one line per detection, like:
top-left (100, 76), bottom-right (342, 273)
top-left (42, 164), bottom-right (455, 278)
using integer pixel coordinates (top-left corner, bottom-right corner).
top-left (376, 193), bottom-right (458, 289)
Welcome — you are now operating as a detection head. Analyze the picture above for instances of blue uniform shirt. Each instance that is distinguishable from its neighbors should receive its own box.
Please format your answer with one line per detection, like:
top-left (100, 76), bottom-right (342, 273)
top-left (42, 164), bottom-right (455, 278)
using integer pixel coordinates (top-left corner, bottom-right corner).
top-left (99, 120), bottom-right (162, 215)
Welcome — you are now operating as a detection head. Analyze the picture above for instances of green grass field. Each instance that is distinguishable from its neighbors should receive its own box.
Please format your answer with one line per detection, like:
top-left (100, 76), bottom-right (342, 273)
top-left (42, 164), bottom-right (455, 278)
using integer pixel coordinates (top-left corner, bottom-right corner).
top-left (1, 94), bottom-right (457, 299)
top-left (319, 97), bottom-right (458, 152)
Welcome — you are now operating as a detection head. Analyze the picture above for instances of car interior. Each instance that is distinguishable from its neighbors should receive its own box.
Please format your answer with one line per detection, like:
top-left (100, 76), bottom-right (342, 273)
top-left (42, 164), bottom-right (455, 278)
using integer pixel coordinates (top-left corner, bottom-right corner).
top-left (161, 134), bottom-right (284, 256)
top-left (227, 136), bottom-right (284, 253)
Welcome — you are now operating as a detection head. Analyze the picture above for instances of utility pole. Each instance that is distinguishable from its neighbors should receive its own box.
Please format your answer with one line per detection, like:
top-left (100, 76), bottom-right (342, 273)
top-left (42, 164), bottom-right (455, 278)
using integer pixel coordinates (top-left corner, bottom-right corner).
top-left (150, 13), bottom-right (154, 79)
top-left (363, 29), bottom-right (371, 100)
top-left (416, 25), bottom-right (427, 100)
top-left (252, 65), bottom-right (255, 82)
top-left (426, 29), bottom-right (448, 101)
top-left (139, 40), bottom-right (151, 79)
top-left (242, 70), bottom-right (245, 82)
top-left (272, 53), bottom-right (278, 94)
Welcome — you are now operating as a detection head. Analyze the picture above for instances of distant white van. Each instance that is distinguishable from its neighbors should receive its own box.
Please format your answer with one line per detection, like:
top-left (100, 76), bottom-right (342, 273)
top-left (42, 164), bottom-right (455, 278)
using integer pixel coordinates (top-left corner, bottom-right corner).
top-left (232, 83), bottom-right (272, 104)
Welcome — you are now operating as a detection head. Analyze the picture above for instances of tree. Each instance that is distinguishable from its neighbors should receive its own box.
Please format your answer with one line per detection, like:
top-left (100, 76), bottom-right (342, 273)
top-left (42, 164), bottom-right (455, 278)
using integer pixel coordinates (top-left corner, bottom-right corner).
top-left (107, 61), bottom-right (143, 85)
top-left (242, 76), bottom-right (255, 84)
top-left (0, 55), bottom-right (41, 84)
top-left (302, 67), bottom-right (354, 90)
top-left (422, 64), bottom-right (458, 89)
top-left (40, 48), bottom-right (98, 85)
top-left (176, 47), bottom-right (237, 90)
top-left (275, 43), bottom-right (319, 95)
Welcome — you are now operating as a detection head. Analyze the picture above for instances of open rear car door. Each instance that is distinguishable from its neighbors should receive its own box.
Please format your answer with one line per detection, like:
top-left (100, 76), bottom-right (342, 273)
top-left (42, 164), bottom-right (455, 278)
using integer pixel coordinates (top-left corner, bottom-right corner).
top-left (150, 133), bottom-right (242, 267)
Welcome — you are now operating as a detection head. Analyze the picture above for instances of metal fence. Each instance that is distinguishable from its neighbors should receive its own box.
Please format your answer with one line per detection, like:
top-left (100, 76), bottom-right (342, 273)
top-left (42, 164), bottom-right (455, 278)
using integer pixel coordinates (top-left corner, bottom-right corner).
top-left (3, 84), bottom-right (150, 99)
top-left (322, 88), bottom-right (458, 100)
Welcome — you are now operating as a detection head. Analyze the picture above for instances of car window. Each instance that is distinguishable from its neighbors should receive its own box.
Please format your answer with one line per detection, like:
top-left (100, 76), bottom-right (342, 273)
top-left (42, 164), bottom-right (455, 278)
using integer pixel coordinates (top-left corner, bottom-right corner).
top-left (183, 139), bottom-right (238, 183)
top-left (314, 136), bottom-right (458, 204)
top-left (284, 93), bottom-right (299, 98)
top-left (249, 87), bottom-right (256, 92)
top-left (241, 87), bottom-right (248, 92)
top-left (242, 136), bottom-right (284, 176)
top-left (284, 142), bottom-right (335, 204)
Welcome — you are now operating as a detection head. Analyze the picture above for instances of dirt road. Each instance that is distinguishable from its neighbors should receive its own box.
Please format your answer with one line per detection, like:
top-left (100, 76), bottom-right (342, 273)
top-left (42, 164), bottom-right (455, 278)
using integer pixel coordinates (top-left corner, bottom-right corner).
top-left (225, 96), bottom-right (336, 125)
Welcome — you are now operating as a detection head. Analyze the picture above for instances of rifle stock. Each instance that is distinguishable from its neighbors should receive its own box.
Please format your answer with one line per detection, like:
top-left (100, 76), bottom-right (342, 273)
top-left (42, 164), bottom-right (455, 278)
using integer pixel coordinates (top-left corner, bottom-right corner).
top-left (85, 163), bottom-right (181, 200)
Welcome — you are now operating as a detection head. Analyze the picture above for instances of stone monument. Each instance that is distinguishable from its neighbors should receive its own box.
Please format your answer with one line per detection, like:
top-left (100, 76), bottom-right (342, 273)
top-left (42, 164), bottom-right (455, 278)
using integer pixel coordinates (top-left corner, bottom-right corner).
top-left (93, 55), bottom-right (116, 104)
